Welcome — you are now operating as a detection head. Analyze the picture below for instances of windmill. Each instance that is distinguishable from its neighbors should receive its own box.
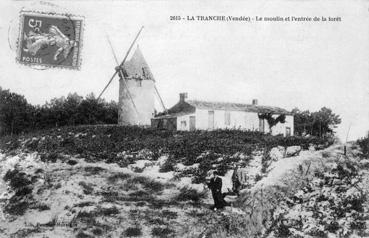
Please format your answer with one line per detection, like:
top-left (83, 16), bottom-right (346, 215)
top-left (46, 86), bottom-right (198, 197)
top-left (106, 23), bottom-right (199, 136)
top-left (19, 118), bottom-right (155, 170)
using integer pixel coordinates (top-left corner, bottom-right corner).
top-left (97, 26), bottom-right (166, 126)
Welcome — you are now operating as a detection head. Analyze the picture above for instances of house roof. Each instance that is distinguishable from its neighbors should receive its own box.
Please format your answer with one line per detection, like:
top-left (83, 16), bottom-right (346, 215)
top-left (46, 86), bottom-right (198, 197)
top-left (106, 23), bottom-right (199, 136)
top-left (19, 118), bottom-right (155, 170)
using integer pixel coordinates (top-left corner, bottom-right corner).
top-left (153, 99), bottom-right (292, 119)
top-left (152, 111), bottom-right (192, 120)
top-left (186, 100), bottom-right (292, 115)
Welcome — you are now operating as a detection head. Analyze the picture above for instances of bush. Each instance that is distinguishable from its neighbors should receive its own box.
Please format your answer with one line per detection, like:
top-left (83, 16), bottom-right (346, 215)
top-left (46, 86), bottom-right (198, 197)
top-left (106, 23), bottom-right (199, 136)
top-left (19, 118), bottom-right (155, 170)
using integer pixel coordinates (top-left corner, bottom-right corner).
top-left (151, 227), bottom-right (175, 238)
top-left (161, 210), bottom-right (178, 220)
top-left (176, 186), bottom-right (206, 203)
top-left (124, 227), bottom-right (142, 237)
top-left (99, 206), bottom-right (120, 216)
top-left (4, 169), bottom-right (32, 190)
top-left (84, 166), bottom-right (106, 175)
top-left (159, 157), bottom-right (176, 173)
top-left (129, 176), bottom-right (164, 193)
top-left (78, 181), bottom-right (94, 195)
top-left (3, 169), bottom-right (34, 215)
top-left (357, 136), bottom-right (369, 157)
top-left (107, 173), bottom-right (131, 183)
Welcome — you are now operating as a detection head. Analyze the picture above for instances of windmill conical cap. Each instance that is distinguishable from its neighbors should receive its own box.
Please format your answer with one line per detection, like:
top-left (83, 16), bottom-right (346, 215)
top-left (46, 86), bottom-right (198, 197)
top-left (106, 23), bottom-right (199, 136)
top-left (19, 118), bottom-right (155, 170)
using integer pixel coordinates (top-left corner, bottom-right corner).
top-left (123, 45), bottom-right (154, 80)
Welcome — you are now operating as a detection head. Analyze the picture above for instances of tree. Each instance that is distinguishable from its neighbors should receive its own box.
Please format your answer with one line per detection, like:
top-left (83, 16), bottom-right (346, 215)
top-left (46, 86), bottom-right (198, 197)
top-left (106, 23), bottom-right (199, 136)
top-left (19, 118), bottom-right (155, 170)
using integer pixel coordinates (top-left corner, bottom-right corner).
top-left (292, 107), bottom-right (341, 137)
top-left (0, 87), bottom-right (34, 135)
top-left (0, 89), bottom-right (118, 135)
top-left (258, 113), bottom-right (286, 132)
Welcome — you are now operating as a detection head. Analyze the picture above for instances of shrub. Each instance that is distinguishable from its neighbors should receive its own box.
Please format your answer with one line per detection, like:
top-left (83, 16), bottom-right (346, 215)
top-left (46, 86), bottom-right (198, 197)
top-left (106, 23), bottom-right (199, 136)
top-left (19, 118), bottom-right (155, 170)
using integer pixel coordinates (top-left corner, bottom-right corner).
top-left (92, 228), bottom-right (103, 236)
top-left (107, 173), bottom-right (131, 183)
top-left (129, 176), bottom-right (164, 193)
top-left (4, 169), bottom-right (32, 189)
top-left (321, 151), bottom-right (331, 158)
top-left (84, 166), bottom-right (106, 175)
top-left (67, 159), bottom-right (78, 165)
top-left (99, 206), bottom-right (119, 216)
top-left (151, 227), bottom-right (175, 238)
top-left (357, 136), bottom-right (369, 157)
top-left (78, 181), bottom-right (94, 195)
top-left (161, 210), bottom-right (178, 220)
top-left (159, 157), bottom-right (176, 173)
top-left (176, 186), bottom-right (206, 203)
top-left (76, 231), bottom-right (93, 238)
top-left (40, 152), bottom-right (59, 163)
top-left (3, 168), bottom-right (34, 215)
top-left (124, 227), bottom-right (142, 237)
top-left (4, 201), bottom-right (30, 216)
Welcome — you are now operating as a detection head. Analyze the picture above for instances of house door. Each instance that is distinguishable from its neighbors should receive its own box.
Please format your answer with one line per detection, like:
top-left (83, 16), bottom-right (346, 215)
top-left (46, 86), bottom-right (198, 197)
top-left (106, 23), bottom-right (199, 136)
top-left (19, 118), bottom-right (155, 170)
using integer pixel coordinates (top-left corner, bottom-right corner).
top-left (189, 116), bottom-right (196, 131)
top-left (208, 111), bottom-right (214, 130)
top-left (286, 127), bottom-right (291, 137)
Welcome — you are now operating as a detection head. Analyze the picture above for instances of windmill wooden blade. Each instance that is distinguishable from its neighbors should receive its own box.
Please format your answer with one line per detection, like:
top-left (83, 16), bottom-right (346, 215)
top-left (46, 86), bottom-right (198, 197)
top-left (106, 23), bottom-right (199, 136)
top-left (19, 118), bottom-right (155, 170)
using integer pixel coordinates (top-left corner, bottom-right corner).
top-left (105, 33), bottom-right (139, 117)
top-left (154, 85), bottom-right (166, 111)
top-left (97, 71), bottom-right (118, 100)
top-left (97, 26), bottom-right (144, 100)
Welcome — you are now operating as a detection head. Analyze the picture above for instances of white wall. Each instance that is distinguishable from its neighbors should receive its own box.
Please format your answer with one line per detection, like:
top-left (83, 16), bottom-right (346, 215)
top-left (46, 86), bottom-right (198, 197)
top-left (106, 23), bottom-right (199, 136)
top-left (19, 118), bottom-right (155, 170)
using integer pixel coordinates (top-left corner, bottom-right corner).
top-left (118, 79), bottom-right (155, 126)
top-left (195, 109), bottom-right (260, 131)
top-left (271, 115), bottom-right (294, 136)
top-left (175, 108), bottom-right (295, 136)
top-left (176, 113), bottom-right (195, 131)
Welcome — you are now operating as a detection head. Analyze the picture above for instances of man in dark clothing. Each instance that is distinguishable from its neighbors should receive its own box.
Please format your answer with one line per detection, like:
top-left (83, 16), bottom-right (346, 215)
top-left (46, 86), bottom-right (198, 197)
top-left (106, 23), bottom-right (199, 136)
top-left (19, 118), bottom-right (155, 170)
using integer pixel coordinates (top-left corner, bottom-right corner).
top-left (207, 171), bottom-right (227, 210)
top-left (231, 165), bottom-right (241, 196)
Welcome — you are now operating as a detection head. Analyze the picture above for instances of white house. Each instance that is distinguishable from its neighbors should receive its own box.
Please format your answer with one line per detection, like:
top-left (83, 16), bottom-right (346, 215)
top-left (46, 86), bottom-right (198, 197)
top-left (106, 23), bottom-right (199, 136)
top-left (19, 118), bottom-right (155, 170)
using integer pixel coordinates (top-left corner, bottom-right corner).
top-left (151, 93), bottom-right (294, 136)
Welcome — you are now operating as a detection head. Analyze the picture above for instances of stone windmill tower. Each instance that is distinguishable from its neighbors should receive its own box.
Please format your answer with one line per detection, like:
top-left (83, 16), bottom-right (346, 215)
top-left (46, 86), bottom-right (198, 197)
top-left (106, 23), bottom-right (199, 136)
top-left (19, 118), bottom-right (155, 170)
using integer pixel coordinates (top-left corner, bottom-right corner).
top-left (97, 27), bottom-right (165, 126)
top-left (118, 46), bottom-right (155, 125)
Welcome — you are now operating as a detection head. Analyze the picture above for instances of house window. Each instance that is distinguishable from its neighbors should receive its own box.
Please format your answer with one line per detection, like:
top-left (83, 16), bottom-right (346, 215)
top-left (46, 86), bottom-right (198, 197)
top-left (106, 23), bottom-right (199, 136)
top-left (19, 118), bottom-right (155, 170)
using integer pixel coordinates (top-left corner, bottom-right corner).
top-left (286, 127), bottom-right (291, 137)
top-left (225, 111), bottom-right (231, 125)
top-left (181, 120), bottom-right (187, 129)
top-left (259, 118), bottom-right (265, 133)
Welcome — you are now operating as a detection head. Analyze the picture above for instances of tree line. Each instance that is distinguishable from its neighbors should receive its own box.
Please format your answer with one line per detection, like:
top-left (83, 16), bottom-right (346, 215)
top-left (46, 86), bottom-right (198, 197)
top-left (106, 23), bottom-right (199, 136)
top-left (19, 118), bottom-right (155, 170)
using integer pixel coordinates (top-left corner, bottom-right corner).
top-left (0, 87), bottom-right (118, 136)
top-left (0, 87), bottom-right (341, 137)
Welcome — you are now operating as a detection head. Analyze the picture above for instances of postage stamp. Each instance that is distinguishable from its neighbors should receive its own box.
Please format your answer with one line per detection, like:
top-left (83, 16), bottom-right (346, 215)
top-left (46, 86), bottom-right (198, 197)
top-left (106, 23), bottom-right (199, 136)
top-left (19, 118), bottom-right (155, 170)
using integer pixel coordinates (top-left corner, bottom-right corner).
top-left (16, 11), bottom-right (84, 70)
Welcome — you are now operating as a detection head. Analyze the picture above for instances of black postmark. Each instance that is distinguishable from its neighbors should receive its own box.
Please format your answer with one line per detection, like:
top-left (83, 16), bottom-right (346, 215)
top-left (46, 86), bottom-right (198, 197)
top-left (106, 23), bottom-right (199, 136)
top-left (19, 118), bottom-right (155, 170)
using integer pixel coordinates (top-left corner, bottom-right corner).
top-left (17, 10), bottom-right (84, 70)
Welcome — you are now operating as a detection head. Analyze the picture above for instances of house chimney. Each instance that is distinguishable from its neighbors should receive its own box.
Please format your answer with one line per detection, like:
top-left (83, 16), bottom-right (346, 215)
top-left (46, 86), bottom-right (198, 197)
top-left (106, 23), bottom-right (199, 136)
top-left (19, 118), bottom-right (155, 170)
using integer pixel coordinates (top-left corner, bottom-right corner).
top-left (252, 99), bottom-right (258, 105)
top-left (180, 93), bottom-right (188, 102)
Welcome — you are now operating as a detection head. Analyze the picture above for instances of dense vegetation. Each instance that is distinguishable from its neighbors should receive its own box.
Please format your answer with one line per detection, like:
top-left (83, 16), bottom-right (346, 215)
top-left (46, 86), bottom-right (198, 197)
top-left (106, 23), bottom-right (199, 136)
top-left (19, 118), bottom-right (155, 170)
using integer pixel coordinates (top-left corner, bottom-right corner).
top-left (0, 125), bottom-right (334, 185)
top-left (0, 125), bottom-right (332, 160)
top-left (292, 107), bottom-right (341, 137)
top-left (357, 135), bottom-right (369, 157)
top-left (0, 87), bottom-right (118, 136)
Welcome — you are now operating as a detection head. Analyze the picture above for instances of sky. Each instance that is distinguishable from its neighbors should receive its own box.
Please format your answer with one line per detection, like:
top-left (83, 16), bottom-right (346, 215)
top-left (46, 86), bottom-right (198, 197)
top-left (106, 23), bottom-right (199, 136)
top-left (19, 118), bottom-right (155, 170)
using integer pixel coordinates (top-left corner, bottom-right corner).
top-left (0, 0), bottom-right (368, 141)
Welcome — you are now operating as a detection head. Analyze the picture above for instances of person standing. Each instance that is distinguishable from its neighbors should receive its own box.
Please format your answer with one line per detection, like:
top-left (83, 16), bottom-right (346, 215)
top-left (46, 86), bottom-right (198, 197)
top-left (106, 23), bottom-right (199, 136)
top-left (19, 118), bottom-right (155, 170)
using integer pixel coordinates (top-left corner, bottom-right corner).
top-left (231, 164), bottom-right (241, 196)
top-left (207, 171), bottom-right (227, 210)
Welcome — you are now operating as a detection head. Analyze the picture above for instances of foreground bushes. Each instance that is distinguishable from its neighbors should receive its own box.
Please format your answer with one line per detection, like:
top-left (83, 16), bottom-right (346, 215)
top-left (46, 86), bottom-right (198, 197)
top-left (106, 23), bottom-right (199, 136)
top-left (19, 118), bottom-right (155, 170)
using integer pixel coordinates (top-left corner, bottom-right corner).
top-left (357, 136), bottom-right (369, 157)
top-left (0, 126), bottom-right (332, 161)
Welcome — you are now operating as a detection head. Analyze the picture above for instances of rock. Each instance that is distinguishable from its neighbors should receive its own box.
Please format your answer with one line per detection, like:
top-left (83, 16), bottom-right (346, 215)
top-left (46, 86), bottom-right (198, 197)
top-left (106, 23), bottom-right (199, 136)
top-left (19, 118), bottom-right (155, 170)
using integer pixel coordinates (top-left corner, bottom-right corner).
top-left (286, 146), bottom-right (302, 157)
top-left (129, 159), bottom-right (153, 171)
top-left (269, 146), bottom-right (286, 161)
top-left (156, 156), bottom-right (168, 167)
top-left (67, 160), bottom-right (78, 166)
top-left (188, 163), bottom-right (200, 169)
top-left (174, 163), bottom-right (186, 172)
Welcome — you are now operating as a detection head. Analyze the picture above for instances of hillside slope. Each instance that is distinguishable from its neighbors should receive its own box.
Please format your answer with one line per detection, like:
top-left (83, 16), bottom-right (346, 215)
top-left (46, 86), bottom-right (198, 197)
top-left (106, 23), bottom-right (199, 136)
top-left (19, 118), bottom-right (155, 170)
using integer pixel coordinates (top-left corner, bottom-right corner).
top-left (0, 126), bottom-right (367, 238)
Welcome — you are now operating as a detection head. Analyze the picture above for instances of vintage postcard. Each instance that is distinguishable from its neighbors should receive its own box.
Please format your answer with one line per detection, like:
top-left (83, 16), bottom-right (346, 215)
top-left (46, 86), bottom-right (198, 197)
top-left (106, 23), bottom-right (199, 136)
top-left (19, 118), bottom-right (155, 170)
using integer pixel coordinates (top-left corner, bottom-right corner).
top-left (0, 0), bottom-right (369, 238)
